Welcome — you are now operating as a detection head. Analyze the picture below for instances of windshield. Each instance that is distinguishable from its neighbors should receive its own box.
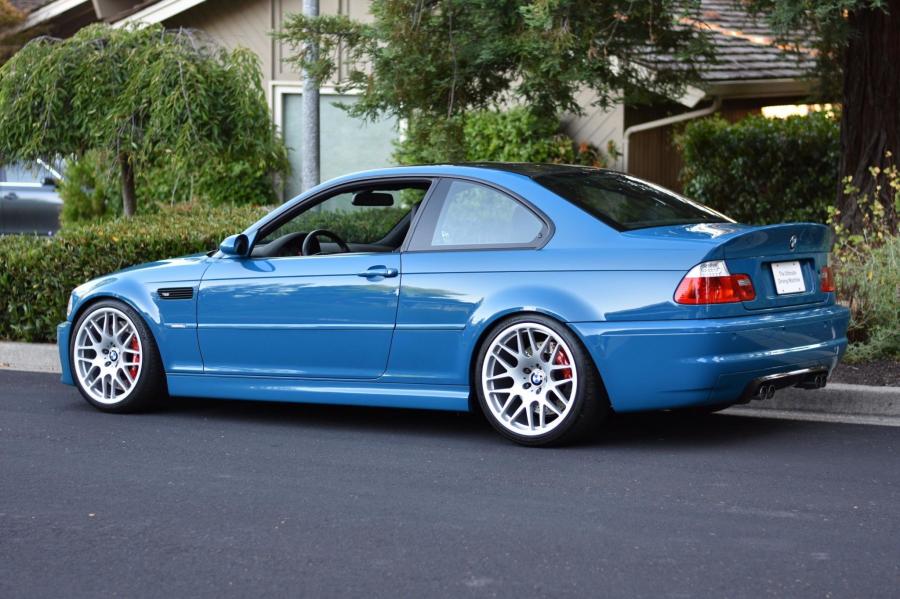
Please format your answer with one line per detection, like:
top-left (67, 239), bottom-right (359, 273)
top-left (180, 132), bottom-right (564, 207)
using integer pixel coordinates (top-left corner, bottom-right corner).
top-left (534, 171), bottom-right (732, 231)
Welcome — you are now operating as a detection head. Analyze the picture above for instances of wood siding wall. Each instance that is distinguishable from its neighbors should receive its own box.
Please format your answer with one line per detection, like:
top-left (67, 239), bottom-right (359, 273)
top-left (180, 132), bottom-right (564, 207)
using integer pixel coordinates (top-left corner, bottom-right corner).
top-left (561, 88), bottom-right (625, 170)
top-left (626, 96), bottom-right (804, 193)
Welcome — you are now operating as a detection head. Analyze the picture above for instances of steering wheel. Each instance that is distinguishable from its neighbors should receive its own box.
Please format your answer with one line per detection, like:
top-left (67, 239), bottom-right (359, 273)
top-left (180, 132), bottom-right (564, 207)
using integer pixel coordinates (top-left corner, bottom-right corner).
top-left (301, 229), bottom-right (351, 256)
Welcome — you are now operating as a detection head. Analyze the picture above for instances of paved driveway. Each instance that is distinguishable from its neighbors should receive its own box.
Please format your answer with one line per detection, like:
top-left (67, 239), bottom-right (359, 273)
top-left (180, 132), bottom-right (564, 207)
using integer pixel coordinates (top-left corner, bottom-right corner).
top-left (1, 370), bottom-right (898, 598)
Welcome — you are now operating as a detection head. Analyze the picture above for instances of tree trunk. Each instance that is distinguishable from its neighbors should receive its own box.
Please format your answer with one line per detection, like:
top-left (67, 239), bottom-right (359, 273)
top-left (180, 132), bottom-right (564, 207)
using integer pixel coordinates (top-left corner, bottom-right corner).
top-left (299, 0), bottom-right (320, 192)
top-left (119, 153), bottom-right (136, 218)
top-left (836, 0), bottom-right (900, 236)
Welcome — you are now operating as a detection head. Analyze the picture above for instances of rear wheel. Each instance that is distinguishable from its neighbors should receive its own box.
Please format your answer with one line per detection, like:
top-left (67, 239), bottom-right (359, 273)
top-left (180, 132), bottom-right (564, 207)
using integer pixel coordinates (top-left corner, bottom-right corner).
top-left (475, 315), bottom-right (608, 446)
top-left (70, 299), bottom-right (165, 413)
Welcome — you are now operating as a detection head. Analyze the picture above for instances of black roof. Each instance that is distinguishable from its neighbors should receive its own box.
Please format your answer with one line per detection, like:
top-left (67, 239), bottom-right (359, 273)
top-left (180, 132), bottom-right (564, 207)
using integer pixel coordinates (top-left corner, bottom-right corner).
top-left (461, 162), bottom-right (607, 179)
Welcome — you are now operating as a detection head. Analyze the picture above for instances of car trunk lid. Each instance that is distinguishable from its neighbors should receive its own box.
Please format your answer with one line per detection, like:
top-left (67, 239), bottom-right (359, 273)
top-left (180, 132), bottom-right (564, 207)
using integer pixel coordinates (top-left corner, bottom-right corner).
top-left (712, 223), bottom-right (831, 311)
top-left (625, 223), bottom-right (832, 312)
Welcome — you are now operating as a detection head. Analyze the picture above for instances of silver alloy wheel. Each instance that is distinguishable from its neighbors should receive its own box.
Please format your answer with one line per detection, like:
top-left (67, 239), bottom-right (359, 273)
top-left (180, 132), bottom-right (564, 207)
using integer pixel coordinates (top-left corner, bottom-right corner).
top-left (482, 322), bottom-right (578, 437)
top-left (73, 307), bottom-right (143, 405)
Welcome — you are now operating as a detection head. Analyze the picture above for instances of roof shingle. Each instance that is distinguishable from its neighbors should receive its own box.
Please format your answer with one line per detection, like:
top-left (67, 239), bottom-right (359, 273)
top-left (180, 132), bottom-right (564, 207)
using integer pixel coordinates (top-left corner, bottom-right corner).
top-left (689, 0), bottom-right (815, 82)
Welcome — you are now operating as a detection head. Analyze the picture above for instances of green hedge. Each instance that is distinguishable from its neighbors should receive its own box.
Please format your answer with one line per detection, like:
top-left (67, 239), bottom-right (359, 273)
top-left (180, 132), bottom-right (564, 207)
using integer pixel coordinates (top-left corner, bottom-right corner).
top-left (677, 112), bottom-right (839, 224)
top-left (0, 202), bottom-right (415, 342)
top-left (277, 206), bottom-right (408, 244)
top-left (0, 204), bottom-right (266, 342)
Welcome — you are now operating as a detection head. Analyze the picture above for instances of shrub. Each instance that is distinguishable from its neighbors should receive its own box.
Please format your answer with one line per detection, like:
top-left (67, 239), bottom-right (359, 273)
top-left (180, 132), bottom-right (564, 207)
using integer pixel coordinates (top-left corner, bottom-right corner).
top-left (60, 149), bottom-right (284, 225)
top-left (0, 204), bottom-right (266, 342)
top-left (677, 112), bottom-right (839, 224)
top-left (58, 151), bottom-right (122, 225)
top-left (836, 234), bottom-right (900, 362)
top-left (0, 202), bottom-right (418, 342)
top-left (0, 24), bottom-right (289, 217)
top-left (395, 108), bottom-right (618, 167)
top-left (279, 207), bottom-right (408, 244)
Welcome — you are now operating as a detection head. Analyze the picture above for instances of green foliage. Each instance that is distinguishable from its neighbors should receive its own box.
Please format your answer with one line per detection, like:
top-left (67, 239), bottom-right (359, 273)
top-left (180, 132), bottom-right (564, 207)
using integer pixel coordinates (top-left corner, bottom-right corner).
top-left (832, 152), bottom-right (900, 250)
top-left (395, 107), bottom-right (619, 166)
top-left (836, 234), bottom-right (900, 362)
top-left (677, 112), bottom-right (840, 224)
top-left (279, 0), bottom-right (714, 159)
top-left (268, 207), bottom-right (408, 245)
top-left (463, 109), bottom-right (576, 164)
top-left (0, 24), bottom-right (289, 214)
top-left (745, 0), bottom-right (888, 99)
top-left (0, 204), bottom-right (266, 342)
top-left (0, 202), bottom-right (422, 341)
top-left (58, 151), bottom-right (121, 225)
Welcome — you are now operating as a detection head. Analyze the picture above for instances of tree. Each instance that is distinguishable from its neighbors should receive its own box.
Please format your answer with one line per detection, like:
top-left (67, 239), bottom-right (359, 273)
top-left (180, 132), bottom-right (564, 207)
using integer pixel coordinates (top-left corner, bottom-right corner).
top-left (748, 0), bottom-right (899, 237)
top-left (0, 24), bottom-right (288, 217)
top-left (278, 0), bottom-right (714, 162)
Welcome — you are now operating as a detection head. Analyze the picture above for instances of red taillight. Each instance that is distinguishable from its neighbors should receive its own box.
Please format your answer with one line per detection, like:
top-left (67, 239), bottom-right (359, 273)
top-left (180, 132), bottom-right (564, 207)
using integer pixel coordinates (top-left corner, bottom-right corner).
top-left (674, 261), bottom-right (756, 304)
top-left (819, 265), bottom-right (835, 292)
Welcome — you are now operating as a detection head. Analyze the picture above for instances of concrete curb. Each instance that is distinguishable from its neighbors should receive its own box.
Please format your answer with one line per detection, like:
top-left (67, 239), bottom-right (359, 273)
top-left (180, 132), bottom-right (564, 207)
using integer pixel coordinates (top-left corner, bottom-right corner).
top-left (0, 341), bottom-right (60, 373)
top-left (2, 341), bottom-right (898, 419)
top-left (737, 383), bottom-right (900, 418)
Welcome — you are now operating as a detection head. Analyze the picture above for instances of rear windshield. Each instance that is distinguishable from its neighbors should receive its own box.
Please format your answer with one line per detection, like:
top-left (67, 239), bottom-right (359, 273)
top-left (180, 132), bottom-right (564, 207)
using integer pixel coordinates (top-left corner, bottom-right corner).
top-left (534, 171), bottom-right (732, 231)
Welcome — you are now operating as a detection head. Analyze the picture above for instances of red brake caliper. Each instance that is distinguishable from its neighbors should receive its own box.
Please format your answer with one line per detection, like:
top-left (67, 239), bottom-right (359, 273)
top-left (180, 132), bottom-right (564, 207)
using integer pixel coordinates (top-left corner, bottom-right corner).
top-left (554, 346), bottom-right (573, 380)
top-left (129, 336), bottom-right (140, 379)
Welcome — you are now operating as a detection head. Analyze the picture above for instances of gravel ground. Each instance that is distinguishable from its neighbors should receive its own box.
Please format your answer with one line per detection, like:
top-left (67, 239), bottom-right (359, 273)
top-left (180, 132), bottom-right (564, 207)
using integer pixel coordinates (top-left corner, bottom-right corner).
top-left (832, 359), bottom-right (900, 387)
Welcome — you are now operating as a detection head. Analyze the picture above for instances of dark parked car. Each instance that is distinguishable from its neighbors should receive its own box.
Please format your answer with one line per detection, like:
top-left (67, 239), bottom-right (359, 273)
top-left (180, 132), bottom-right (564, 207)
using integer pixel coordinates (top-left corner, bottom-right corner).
top-left (0, 161), bottom-right (63, 235)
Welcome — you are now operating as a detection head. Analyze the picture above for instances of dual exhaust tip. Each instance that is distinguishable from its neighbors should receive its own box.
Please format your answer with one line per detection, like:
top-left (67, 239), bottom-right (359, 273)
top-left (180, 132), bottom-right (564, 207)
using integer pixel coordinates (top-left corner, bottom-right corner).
top-left (796, 373), bottom-right (828, 390)
top-left (757, 373), bottom-right (827, 400)
top-left (756, 384), bottom-right (777, 400)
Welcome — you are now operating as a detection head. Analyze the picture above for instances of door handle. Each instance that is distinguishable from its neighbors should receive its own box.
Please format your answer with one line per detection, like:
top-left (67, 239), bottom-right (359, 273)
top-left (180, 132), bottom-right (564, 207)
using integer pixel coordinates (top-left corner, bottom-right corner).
top-left (2, 193), bottom-right (15, 201)
top-left (358, 266), bottom-right (399, 279)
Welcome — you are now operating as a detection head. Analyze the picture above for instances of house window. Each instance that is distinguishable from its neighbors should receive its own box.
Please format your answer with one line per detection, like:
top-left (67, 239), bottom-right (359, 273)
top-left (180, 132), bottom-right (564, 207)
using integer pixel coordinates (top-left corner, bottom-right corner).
top-left (279, 91), bottom-right (398, 199)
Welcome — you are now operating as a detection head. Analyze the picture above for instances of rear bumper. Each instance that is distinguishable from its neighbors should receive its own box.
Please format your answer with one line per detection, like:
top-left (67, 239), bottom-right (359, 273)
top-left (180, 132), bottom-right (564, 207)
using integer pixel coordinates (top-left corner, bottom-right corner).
top-left (571, 305), bottom-right (850, 412)
top-left (57, 322), bottom-right (74, 385)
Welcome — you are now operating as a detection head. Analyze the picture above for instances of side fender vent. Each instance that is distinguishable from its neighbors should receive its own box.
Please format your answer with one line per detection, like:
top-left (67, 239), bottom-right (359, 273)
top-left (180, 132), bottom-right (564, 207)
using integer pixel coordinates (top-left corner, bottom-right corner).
top-left (157, 287), bottom-right (194, 300)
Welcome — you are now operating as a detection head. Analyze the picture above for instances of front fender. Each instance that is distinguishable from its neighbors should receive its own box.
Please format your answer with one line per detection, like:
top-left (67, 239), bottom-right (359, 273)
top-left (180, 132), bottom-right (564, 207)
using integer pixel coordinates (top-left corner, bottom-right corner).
top-left (64, 256), bottom-right (211, 375)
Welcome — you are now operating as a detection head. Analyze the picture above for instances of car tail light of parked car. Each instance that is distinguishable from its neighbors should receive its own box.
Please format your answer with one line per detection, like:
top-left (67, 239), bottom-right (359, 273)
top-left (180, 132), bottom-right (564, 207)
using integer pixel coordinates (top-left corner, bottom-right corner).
top-left (674, 260), bottom-right (756, 304)
top-left (819, 265), bottom-right (836, 293)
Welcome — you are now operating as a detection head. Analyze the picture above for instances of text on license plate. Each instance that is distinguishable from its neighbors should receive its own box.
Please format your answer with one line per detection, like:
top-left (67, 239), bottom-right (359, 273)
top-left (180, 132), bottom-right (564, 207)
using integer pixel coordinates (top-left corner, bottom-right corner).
top-left (771, 261), bottom-right (805, 294)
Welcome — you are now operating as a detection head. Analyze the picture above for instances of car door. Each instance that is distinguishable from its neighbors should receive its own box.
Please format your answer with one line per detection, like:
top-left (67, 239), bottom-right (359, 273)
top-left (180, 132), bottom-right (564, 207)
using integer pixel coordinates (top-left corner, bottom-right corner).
top-left (0, 163), bottom-right (62, 235)
top-left (196, 179), bottom-right (431, 380)
top-left (198, 252), bottom-right (401, 379)
top-left (389, 178), bottom-right (552, 385)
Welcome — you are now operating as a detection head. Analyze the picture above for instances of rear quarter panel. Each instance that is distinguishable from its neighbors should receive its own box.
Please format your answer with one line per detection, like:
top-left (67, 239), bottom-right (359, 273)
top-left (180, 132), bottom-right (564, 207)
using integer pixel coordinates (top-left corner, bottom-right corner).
top-left (386, 175), bottom-right (716, 386)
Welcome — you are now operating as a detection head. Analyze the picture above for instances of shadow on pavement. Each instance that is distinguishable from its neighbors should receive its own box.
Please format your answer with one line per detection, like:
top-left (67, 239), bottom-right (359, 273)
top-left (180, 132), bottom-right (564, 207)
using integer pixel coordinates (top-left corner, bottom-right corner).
top-left (1, 370), bottom-right (816, 449)
top-left (152, 394), bottom-right (807, 449)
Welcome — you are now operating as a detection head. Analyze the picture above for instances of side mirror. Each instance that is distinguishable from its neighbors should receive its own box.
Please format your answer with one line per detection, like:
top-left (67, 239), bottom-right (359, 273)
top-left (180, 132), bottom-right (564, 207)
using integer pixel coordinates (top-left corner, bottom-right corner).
top-left (219, 234), bottom-right (249, 257)
top-left (42, 177), bottom-right (59, 188)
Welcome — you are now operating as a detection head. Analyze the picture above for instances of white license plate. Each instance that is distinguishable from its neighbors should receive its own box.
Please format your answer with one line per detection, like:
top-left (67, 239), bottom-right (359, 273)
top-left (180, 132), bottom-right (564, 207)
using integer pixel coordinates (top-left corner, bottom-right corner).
top-left (771, 261), bottom-right (806, 294)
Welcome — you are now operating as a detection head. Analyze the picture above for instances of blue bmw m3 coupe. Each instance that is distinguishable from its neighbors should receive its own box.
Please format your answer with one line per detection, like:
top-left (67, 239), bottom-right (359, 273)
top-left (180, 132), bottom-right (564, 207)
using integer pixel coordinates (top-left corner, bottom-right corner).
top-left (58, 164), bottom-right (849, 446)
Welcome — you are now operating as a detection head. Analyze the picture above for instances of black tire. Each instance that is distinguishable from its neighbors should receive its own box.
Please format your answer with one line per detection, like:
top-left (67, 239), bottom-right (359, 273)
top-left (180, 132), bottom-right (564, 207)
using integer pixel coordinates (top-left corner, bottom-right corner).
top-left (70, 299), bottom-right (167, 413)
top-left (474, 314), bottom-right (610, 447)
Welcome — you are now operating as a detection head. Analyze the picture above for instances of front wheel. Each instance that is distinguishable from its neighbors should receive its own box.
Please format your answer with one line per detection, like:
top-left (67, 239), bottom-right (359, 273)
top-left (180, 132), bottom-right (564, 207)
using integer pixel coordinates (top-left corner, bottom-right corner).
top-left (70, 299), bottom-right (166, 413)
top-left (475, 315), bottom-right (609, 446)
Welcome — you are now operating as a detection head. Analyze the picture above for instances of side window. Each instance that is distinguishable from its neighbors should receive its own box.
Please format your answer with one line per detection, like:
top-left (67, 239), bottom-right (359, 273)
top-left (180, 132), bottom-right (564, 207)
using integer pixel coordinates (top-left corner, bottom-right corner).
top-left (409, 180), bottom-right (546, 250)
top-left (259, 184), bottom-right (429, 247)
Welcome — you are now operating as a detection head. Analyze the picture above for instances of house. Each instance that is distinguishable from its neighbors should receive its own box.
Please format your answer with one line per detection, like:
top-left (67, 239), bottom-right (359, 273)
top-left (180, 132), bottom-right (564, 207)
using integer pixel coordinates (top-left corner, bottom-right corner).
top-left (564, 0), bottom-right (818, 191)
top-left (4, 0), bottom-right (817, 196)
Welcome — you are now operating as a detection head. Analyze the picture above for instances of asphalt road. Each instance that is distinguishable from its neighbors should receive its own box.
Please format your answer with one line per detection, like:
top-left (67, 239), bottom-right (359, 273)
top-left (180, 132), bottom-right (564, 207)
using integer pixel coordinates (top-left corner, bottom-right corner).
top-left (1, 370), bottom-right (899, 598)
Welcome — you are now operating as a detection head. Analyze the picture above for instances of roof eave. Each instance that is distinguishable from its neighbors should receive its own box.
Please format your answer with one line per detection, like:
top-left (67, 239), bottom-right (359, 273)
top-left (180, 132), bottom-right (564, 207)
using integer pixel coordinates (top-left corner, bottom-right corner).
top-left (4, 0), bottom-right (90, 34)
